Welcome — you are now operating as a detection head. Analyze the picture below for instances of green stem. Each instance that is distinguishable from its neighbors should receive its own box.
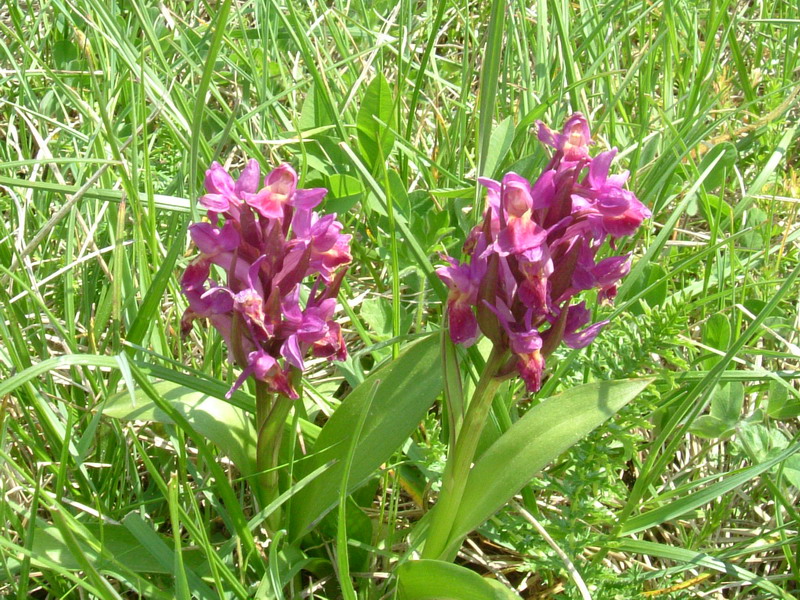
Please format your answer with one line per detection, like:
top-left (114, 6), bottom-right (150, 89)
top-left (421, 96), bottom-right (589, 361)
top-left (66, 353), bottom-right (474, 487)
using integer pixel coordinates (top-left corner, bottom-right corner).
top-left (258, 389), bottom-right (294, 532)
top-left (422, 346), bottom-right (506, 560)
top-left (254, 381), bottom-right (273, 507)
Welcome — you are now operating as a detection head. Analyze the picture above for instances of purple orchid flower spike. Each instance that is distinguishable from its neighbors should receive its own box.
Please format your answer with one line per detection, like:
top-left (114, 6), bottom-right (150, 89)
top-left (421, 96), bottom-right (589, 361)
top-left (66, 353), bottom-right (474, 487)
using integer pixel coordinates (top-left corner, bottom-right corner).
top-left (181, 158), bottom-right (352, 401)
top-left (437, 112), bottom-right (650, 394)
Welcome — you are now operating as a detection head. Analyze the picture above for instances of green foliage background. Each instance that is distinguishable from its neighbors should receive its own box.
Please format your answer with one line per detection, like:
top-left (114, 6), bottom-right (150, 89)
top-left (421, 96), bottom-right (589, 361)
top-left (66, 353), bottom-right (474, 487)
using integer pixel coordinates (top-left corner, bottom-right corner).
top-left (0, 0), bottom-right (799, 597)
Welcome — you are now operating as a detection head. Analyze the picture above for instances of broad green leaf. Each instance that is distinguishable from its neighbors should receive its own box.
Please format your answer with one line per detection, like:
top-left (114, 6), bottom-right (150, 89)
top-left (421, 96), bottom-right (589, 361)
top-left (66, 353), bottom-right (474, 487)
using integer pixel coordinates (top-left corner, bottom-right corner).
top-left (447, 379), bottom-right (654, 549)
top-left (30, 523), bottom-right (207, 576)
top-left (288, 334), bottom-right (442, 541)
top-left (357, 73), bottom-right (395, 167)
top-left (782, 454), bottom-right (800, 489)
top-left (689, 414), bottom-right (733, 439)
top-left (709, 382), bottom-right (743, 424)
top-left (767, 379), bottom-right (800, 420)
top-left (103, 381), bottom-right (256, 477)
top-left (325, 173), bottom-right (364, 214)
top-left (397, 560), bottom-right (521, 600)
top-left (482, 117), bottom-right (515, 179)
top-left (697, 193), bottom-right (732, 228)
top-left (737, 422), bottom-right (788, 463)
top-left (299, 82), bottom-right (335, 130)
top-left (360, 296), bottom-right (412, 341)
top-left (701, 313), bottom-right (731, 370)
top-left (690, 382), bottom-right (744, 437)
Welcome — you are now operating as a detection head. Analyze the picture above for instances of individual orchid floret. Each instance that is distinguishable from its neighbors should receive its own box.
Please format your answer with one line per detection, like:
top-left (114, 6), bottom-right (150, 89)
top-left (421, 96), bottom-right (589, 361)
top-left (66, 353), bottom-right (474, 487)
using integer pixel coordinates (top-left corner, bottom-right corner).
top-left (200, 159), bottom-right (263, 216)
top-left (243, 164), bottom-right (328, 221)
top-left (436, 256), bottom-right (485, 346)
top-left (181, 158), bottom-right (351, 400)
top-left (437, 112), bottom-right (650, 393)
top-left (242, 163), bottom-right (298, 219)
top-left (537, 113), bottom-right (593, 162)
top-left (561, 302), bottom-right (609, 349)
top-left (593, 254), bottom-right (631, 302)
top-left (292, 209), bottom-right (353, 282)
top-left (494, 174), bottom-right (549, 257)
top-left (227, 349), bottom-right (297, 400)
top-left (579, 149), bottom-right (652, 238)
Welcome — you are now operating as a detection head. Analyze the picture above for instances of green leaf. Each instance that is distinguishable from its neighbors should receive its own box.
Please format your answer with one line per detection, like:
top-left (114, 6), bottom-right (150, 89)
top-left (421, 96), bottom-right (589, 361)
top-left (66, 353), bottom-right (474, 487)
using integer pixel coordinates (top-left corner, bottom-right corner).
top-left (288, 334), bottom-right (442, 541)
top-left (612, 540), bottom-right (795, 600)
top-left (709, 382), bottom-right (743, 424)
top-left (397, 560), bottom-right (521, 600)
top-left (325, 174), bottom-right (364, 214)
top-left (188, 0), bottom-right (232, 211)
top-left (299, 82), bottom-right (335, 130)
top-left (360, 296), bottom-right (412, 341)
top-left (767, 379), bottom-right (800, 420)
top-left (126, 226), bottom-right (186, 349)
top-left (476, 0), bottom-right (507, 177)
top-left (357, 73), bottom-right (395, 167)
top-left (103, 381), bottom-right (256, 477)
top-left (619, 441), bottom-right (799, 536)
top-left (30, 523), bottom-right (207, 576)
top-left (447, 379), bottom-right (654, 549)
top-left (782, 454), bottom-right (800, 489)
top-left (701, 313), bottom-right (731, 370)
top-left (697, 142), bottom-right (737, 193)
top-left (689, 415), bottom-right (733, 439)
top-left (482, 117), bottom-right (515, 179)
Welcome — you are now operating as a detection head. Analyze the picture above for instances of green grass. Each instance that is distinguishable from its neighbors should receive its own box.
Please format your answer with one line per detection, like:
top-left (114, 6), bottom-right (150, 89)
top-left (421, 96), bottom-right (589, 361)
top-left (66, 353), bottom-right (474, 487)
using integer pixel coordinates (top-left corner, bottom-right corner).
top-left (1, 0), bottom-right (799, 598)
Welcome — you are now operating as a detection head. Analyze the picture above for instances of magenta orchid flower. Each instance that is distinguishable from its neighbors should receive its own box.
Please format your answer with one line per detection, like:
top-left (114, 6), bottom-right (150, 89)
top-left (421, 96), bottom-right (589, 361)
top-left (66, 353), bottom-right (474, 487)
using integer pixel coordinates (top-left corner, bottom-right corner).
top-left (181, 159), bottom-right (351, 400)
top-left (437, 113), bottom-right (650, 393)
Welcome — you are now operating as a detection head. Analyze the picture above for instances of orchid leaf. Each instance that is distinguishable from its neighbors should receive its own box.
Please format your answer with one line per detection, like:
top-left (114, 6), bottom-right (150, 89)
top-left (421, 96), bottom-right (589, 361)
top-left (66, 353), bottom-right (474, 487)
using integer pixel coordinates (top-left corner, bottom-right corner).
top-left (30, 523), bottom-right (207, 576)
top-left (102, 381), bottom-right (256, 477)
top-left (397, 559), bottom-right (521, 600)
top-left (288, 334), bottom-right (442, 541)
top-left (443, 378), bottom-right (654, 554)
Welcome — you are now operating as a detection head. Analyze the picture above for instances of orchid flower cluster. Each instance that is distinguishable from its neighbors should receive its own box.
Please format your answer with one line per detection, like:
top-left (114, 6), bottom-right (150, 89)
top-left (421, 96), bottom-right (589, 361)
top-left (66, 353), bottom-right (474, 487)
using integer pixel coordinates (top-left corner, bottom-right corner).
top-left (437, 114), bottom-right (651, 392)
top-left (181, 160), bottom-right (352, 400)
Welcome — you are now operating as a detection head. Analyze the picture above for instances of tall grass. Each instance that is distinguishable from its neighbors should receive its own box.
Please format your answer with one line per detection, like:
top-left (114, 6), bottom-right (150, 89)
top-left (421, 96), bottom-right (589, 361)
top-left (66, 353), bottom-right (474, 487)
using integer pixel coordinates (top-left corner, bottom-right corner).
top-left (1, 0), bottom-right (799, 597)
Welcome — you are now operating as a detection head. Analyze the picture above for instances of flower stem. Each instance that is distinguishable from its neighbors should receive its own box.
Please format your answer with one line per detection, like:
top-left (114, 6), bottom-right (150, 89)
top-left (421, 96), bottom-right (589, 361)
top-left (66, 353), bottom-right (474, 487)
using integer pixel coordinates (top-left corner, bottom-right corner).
top-left (256, 385), bottom-right (294, 532)
top-left (422, 346), bottom-right (506, 560)
top-left (254, 381), bottom-right (273, 507)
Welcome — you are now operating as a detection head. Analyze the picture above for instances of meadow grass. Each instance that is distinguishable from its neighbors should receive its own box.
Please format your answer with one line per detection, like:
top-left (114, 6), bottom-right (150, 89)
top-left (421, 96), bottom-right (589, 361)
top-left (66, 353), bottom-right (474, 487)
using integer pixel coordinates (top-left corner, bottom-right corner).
top-left (1, 0), bottom-right (799, 597)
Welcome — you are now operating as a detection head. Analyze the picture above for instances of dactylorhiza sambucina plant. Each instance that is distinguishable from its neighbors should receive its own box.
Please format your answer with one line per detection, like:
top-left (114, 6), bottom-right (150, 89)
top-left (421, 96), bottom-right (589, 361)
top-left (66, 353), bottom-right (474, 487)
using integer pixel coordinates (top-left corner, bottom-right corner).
top-left (181, 159), bottom-right (351, 520)
top-left (423, 113), bottom-right (651, 560)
